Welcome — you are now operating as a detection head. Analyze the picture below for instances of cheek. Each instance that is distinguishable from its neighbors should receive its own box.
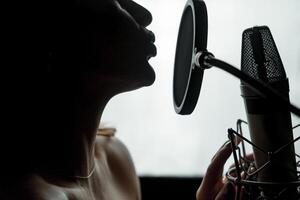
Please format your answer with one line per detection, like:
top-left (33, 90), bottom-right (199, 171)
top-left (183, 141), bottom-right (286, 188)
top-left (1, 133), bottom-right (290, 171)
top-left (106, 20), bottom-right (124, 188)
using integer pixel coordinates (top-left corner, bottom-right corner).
top-left (105, 38), bottom-right (142, 69)
top-left (82, 20), bottom-right (155, 86)
top-left (104, 43), bottom-right (155, 86)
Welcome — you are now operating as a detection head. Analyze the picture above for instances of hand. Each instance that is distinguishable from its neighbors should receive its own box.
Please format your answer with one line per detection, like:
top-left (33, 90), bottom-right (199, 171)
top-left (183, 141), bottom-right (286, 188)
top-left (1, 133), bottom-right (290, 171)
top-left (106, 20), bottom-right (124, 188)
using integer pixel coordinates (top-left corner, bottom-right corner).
top-left (196, 141), bottom-right (235, 200)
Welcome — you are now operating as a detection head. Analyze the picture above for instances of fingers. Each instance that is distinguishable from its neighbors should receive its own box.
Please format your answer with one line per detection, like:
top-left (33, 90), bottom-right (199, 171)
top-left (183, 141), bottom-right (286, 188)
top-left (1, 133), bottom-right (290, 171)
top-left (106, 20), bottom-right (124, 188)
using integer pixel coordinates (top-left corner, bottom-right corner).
top-left (196, 139), bottom-right (253, 200)
top-left (206, 140), bottom-right (232, 180)
top-left (197, 141), bottom-right (233, 200)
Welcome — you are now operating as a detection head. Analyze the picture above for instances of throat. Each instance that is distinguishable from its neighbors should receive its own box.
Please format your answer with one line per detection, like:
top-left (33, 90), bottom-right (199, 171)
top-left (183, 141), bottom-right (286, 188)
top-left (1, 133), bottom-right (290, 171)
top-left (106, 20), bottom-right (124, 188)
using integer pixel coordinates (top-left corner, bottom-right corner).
top-left (35, 103), bottom-right (102, 181)
top-left (38, 129), bottom-right (97, 180)
top-left (30, 85), bottom-right (111, 182)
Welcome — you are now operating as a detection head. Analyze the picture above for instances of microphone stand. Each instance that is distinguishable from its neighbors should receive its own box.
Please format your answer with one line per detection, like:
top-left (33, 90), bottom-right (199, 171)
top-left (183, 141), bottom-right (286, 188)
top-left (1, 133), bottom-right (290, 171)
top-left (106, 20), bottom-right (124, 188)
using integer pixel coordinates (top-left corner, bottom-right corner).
top-left (195, 51), bottom-right (300, 199)
top-left (194, 51), bottom-right (300, 117)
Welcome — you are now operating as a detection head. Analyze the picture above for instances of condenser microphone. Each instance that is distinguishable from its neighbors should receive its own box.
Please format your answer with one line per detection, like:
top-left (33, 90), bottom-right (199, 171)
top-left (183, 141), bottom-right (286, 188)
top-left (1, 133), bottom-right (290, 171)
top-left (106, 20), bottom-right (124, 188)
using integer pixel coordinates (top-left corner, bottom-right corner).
top-left (241, 26), bottom-right (298, 198)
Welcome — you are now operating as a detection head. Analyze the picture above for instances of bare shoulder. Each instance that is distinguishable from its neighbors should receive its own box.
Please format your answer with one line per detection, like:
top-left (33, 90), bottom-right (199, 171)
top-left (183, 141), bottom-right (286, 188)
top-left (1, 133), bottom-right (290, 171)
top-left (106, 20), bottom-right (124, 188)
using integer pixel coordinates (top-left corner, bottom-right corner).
top-left (95, 133), bottom-right (137, 176)
top-left (95, 133), bottom-right (141, 199)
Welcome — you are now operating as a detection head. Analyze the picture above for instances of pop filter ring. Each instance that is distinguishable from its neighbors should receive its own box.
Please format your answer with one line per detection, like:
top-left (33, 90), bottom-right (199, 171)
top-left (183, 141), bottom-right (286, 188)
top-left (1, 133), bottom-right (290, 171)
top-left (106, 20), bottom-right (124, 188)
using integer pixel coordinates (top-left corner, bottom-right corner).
top-left (173, 0), bottom-right (208, 114)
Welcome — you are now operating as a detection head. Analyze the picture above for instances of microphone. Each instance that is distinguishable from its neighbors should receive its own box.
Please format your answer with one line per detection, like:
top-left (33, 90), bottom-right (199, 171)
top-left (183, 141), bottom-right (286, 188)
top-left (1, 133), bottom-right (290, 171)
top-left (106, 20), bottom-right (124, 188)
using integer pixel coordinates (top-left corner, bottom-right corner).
top-left (241, 26), bottom-right (298, 198)
top-left (173, 0), bottom-right (300, 198)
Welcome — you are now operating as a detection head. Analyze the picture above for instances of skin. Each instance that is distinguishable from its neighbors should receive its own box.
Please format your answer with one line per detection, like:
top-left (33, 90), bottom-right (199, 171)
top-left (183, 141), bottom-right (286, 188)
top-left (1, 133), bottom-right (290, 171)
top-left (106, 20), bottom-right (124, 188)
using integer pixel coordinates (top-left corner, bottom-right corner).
top-left (196, 141), bottom-right (253, 200)
top-left (2, 0), bottom-right (236, 199)
top-left (2, 0), bottom-right (155, 199)
top-left (196, 141), bottom-right (235, 200)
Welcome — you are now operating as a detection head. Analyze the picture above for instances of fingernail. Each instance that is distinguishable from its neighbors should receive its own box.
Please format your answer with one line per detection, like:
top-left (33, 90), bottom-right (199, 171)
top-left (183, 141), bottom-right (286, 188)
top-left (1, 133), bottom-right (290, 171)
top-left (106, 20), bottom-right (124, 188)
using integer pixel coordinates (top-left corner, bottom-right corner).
top-left (235, 135), bottom-right (242, 146)
top-left (211, 140), bottom-right (232, 162)
top-left (221, 140), bottom-right (231, 149)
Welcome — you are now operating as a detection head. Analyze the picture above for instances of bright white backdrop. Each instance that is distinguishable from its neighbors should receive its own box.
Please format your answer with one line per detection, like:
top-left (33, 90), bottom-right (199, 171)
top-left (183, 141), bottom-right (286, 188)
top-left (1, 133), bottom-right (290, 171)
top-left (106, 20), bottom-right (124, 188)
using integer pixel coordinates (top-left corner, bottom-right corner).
top-left (102, 0), bottom-right (300, 176)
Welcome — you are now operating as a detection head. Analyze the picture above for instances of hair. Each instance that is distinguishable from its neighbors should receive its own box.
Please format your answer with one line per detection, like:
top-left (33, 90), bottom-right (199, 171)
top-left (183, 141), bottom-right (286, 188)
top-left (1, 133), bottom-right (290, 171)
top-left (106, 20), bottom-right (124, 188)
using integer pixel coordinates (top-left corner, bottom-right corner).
top-left (3, 1), bottom-right (115, 176)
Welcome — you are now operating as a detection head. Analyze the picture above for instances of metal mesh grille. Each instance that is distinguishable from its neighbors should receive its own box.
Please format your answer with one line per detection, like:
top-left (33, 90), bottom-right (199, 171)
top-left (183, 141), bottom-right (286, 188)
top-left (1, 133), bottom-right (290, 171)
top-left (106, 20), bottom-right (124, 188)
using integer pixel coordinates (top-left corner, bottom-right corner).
top-left (241, 26), bottom-right (286, 83)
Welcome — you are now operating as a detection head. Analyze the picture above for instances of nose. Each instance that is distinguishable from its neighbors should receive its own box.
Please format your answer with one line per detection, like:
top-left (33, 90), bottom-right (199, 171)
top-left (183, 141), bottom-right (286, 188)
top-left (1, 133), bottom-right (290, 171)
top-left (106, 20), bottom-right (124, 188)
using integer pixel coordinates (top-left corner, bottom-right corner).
top-left (118, 0), bottom-right (153, 27)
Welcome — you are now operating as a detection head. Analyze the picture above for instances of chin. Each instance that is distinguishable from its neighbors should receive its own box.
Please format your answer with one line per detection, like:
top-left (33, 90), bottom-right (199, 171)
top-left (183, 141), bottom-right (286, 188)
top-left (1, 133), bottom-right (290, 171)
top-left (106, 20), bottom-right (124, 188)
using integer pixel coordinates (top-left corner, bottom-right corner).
top-left (122, 63), bottom-right (156, 91)
top-left (139, 64), bottom-right (156, 86)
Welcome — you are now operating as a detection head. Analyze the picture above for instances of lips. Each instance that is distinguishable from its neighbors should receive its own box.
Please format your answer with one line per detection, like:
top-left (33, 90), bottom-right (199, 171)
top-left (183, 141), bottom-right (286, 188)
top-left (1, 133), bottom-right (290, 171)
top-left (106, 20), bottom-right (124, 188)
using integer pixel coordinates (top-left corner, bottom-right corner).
top-left (145, 30), bottom-right (157, 60)
top-left (147, 30), bottom-right (155, 43)
top-left (147, 43), bottom-right (157, 60)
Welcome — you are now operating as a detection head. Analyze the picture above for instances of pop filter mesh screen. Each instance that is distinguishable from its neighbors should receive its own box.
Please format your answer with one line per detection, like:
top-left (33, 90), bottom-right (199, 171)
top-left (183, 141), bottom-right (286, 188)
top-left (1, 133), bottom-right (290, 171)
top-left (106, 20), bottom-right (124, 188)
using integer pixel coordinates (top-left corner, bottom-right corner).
top-left (173, 6), bottom-right (194, 106)
top-left (241, 26), bottom-right (286, 83)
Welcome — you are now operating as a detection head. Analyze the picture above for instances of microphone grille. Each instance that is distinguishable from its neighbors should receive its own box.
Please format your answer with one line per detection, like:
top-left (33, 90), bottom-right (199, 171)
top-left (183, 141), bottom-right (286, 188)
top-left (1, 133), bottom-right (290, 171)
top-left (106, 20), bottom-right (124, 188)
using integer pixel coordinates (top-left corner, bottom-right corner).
top-left (241, 26), bottom-right (286, 83)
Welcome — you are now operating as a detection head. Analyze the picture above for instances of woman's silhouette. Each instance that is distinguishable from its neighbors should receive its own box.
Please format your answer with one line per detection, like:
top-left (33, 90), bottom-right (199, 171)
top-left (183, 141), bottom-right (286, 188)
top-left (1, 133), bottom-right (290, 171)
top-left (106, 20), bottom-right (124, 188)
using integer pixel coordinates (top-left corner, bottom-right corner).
top-left (2, 0), bottom-right (235, 199)
top-left (2, 0), bottom-right (155, 199)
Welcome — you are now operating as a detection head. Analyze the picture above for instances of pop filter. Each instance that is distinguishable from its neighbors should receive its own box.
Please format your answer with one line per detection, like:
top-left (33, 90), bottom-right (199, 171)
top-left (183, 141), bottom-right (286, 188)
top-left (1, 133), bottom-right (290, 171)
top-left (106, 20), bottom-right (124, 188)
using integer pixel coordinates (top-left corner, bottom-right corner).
top-left (173, 0), bottom-right (208, 115)
top-left (173, 0), bottom-right (300, 117)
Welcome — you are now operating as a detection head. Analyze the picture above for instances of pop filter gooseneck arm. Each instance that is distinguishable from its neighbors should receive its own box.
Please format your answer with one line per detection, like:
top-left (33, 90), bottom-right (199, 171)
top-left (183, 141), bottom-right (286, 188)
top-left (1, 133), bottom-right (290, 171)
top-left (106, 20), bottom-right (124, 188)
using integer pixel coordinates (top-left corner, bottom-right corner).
top-left (195, 52), bottom-right (300, 117)
top-left (173, 0), bottom-right (300, 117)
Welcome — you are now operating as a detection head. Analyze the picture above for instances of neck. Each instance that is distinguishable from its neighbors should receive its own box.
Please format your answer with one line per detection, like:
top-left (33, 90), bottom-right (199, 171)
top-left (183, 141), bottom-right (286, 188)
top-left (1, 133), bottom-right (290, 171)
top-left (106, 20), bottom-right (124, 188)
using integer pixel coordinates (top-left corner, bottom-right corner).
top-left (36, 81), bottom-right (113, 180)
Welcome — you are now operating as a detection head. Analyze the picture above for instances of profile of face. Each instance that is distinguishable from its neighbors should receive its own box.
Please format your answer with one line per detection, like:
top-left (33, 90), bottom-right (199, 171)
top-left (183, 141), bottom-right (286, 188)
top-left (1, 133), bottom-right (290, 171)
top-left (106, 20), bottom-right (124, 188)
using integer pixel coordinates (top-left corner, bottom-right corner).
top-left (48, 0), bottom-right (157, 93)
top-left (98, 0), bottom-right (157, 89)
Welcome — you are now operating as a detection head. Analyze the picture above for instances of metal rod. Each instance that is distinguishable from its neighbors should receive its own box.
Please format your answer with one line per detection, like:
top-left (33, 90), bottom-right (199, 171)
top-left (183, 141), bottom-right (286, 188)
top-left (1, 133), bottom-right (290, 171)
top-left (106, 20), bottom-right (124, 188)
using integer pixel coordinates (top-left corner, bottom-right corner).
top-left (229, 128), bottom-right (267, 154)
top-left (293, 124), bottom-right (300, 129)
top-left (228, 129), bottom-right (242, 200)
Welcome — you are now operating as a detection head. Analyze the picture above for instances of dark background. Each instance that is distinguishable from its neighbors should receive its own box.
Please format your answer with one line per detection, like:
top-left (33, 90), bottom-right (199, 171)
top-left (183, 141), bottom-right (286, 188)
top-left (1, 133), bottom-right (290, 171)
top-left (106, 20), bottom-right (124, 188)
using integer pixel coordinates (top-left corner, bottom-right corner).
top-left (140, 176), bottom-right (203, 200)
